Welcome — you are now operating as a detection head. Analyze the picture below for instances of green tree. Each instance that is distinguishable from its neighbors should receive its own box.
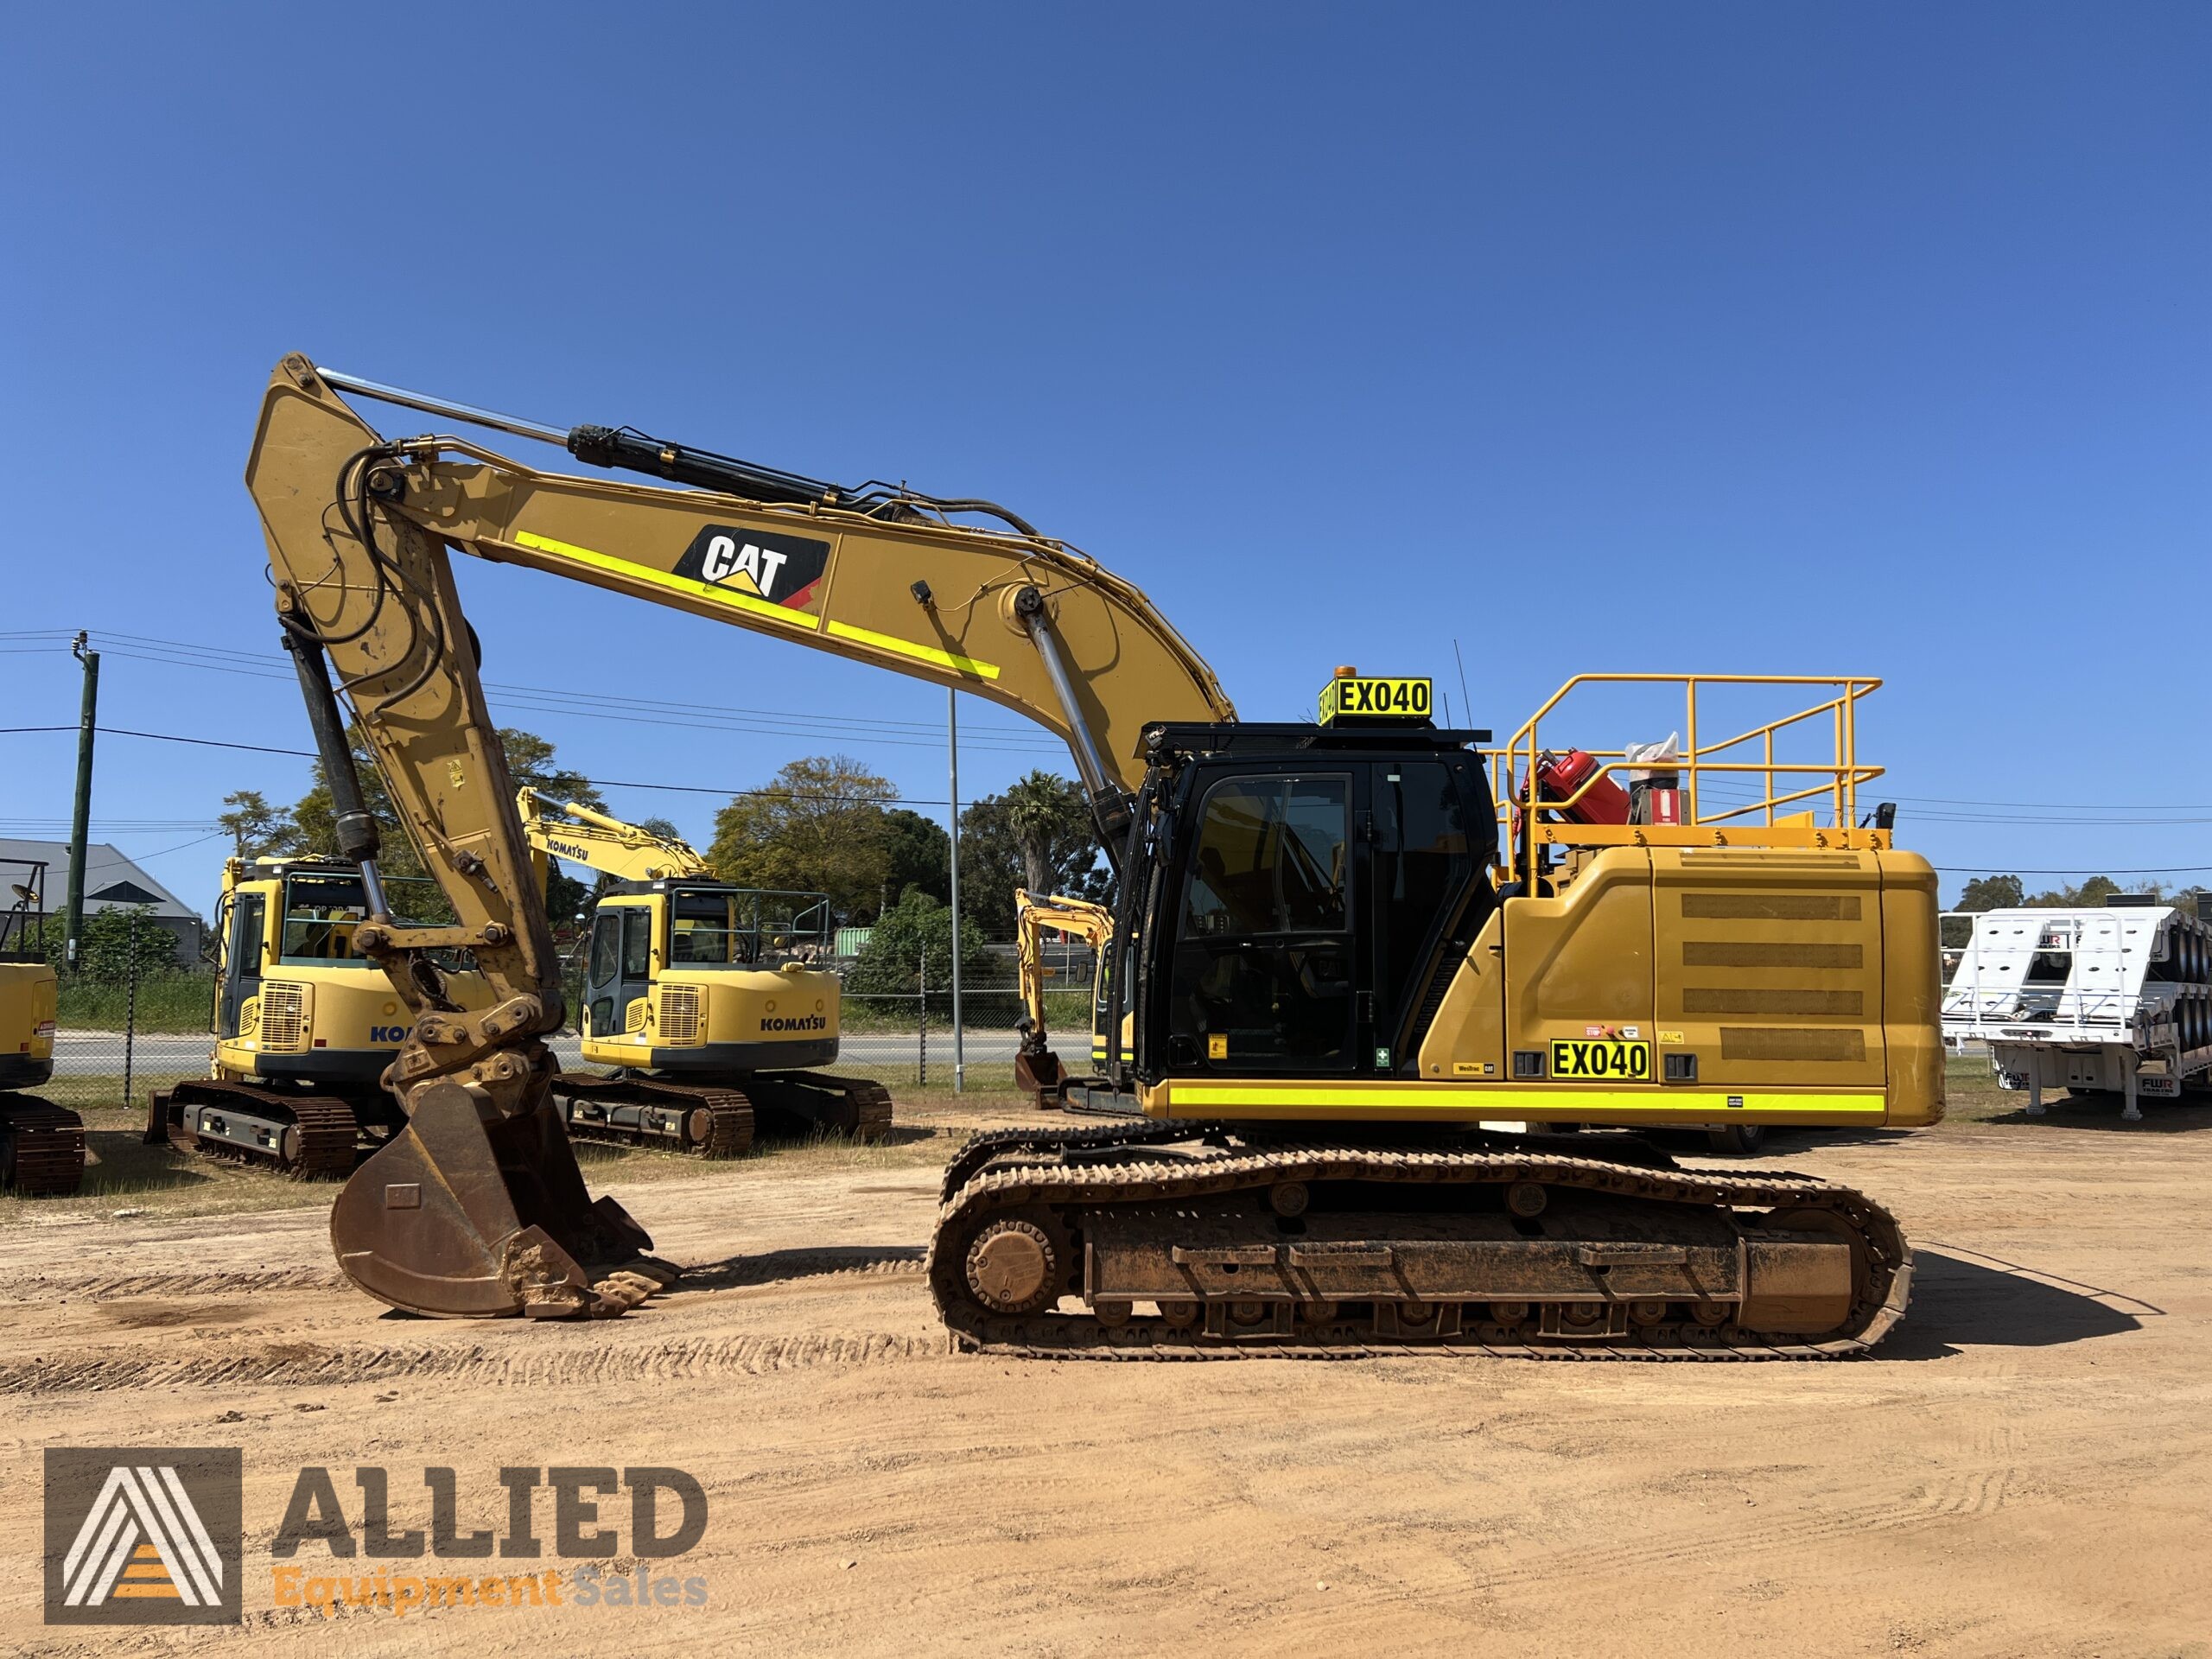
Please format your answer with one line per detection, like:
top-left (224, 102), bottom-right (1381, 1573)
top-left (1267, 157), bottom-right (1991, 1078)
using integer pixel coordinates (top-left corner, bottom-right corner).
top-left (292, 725), bottom-right (601, 884)
top-left (708, 755), bottom-right (894, 924)
top-left (845, 889), bottom-right (995, 1014)
top-left (216, 790), bottom-right (295, 860)
top-left (2023, 874), bottom-right (2124, 907)
top-left (47, 905), bottom-right (179, 983)
top-left (882, 808), bottom-right (950, 908)
top-left (957, 772), bottom-right (1103, 935)
top-left (1955, 874), bottom-right (2024, 912)
top-left (501, 730), bottom-right (605, 810)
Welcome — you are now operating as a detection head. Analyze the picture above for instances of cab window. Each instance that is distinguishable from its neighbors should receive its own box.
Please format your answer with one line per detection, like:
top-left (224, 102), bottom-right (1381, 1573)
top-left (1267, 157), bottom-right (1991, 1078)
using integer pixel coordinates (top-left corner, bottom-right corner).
top-left (1169, 773), bottom-right (1354, 1070)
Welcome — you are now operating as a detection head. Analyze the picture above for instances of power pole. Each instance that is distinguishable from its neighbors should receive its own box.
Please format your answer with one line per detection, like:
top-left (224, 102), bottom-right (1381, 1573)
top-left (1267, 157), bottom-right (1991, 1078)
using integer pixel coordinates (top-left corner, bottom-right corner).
top-left (65, 631), bottom-right (99, 974)
top-left (947, 686), bottom-right (965, 1093)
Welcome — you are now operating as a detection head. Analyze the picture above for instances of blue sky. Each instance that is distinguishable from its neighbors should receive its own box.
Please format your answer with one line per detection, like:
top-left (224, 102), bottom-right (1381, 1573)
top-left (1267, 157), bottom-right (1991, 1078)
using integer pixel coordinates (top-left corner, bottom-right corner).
top-left (3, 5), bottom-right (2205, 918)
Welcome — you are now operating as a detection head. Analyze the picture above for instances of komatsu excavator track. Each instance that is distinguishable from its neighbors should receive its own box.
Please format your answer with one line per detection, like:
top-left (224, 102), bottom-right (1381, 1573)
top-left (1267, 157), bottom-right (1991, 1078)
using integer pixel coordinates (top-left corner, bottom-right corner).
top-left (0, 1096), bottom-right (87, 1196)
top-left (928, 1125), bottom-right (1910, 1360)
top-left (554, 1071), bottom-right (893, 1157)
top-left (552, 1074), bottom-right (756, 1158)
top-left (747, 1073), bottom-right (895, 1141)
top-left (152, 1080), bottom-right (365, 1179)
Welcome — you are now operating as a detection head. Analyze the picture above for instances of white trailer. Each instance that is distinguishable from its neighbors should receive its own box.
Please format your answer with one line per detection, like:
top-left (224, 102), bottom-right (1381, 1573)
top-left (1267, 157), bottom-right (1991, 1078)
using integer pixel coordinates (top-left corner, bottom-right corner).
top-left (1940, 903), bottom-right (2212, 1121)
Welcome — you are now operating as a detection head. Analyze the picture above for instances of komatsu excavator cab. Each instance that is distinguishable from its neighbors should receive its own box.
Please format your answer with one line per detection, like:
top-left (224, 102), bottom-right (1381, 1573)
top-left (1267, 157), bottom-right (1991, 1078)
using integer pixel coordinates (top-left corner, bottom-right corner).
top-left (149, 857), bottom-right (489, 1177)
top-left (580, 885), bottom-right (838, 1071)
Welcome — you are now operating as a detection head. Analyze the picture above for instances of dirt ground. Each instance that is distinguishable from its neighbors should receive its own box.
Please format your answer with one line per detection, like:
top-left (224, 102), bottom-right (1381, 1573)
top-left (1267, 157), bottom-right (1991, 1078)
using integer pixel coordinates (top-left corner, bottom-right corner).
top-left (3, 1077), bottom-right (2208, 1657)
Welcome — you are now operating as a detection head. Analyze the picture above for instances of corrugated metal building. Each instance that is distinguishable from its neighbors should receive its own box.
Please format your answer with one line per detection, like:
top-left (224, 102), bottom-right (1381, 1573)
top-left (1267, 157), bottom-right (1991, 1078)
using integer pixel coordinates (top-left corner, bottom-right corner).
top-left (0, 839), bottom-right (205, 966)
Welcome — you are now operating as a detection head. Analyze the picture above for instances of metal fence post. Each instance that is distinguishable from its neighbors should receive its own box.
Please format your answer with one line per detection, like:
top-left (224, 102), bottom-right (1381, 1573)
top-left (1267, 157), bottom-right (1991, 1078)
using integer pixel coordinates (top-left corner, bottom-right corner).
top-left (917, 949), bottom-right (928, 1087)
top-left (124, 910), bottom-right (138, 1113)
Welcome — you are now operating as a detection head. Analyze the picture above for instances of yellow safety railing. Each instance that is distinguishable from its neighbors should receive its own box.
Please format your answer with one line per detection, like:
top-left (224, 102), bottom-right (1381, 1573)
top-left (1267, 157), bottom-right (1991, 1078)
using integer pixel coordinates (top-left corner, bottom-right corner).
top-left (1485, 675), bottom-right (1888, 885)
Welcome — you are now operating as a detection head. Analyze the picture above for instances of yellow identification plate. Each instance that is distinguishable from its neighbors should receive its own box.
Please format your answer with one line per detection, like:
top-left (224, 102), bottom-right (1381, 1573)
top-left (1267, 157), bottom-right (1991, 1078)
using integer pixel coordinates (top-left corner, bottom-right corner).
top-left (1549, 1039), bottom-right (1652, 1080)
top-left (1208, 1033), bottom-right (1228, 1059)
top-left (1318, 675), bottom-right (1433, 725)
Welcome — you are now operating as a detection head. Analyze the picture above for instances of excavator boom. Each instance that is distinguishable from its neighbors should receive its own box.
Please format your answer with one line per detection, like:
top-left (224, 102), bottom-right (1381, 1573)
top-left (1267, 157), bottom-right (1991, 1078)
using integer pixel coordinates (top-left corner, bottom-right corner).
top-left (245, 353), bottom-right (1230, 1319)
top-left (260, 361), bottom-right (1231, 842)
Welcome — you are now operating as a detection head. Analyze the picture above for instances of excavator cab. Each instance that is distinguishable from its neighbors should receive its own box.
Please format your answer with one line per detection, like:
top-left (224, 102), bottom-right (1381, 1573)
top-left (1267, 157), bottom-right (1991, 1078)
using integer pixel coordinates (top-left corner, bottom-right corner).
top-left (1128, 724), bottom-right (1496, 1089)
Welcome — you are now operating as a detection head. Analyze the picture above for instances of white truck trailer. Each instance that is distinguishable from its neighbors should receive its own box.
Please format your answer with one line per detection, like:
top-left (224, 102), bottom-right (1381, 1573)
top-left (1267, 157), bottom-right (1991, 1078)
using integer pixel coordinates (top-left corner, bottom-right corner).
top-left (1941, 901), bottom-right (2212, 1121)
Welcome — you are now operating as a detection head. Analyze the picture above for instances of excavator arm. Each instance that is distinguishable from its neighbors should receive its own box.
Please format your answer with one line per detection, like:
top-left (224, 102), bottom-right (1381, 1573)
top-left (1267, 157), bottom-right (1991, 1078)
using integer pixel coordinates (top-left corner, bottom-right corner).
top-left (1011, 890), bottom-right (1116, 1103)
top-left (517, 788), bottom-right (713, 891)
top-left (245, 353), bottom-right (1231, 1319)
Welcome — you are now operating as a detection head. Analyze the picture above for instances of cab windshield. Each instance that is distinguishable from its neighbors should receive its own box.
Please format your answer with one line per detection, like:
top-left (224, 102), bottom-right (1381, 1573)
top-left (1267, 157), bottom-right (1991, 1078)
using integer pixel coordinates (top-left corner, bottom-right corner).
top-left (277, 873), bottom-right (453, 965)
top-left (665, 886), bottom-right (832, 969)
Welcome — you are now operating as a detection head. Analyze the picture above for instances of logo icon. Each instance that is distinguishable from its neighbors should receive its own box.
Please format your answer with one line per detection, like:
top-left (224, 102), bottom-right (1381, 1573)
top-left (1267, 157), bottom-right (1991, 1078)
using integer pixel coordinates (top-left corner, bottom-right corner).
top-left (674, 524), bottom-right (830, 609)
top-left (44, 1449), bottom-right (242, 1624)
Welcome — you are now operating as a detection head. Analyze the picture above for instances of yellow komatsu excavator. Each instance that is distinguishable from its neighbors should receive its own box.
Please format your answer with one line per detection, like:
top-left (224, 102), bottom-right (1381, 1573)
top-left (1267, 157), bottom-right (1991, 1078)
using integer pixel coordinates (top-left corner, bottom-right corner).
top-left (149, 856), bottom-right (487, 1176)
top-left (1011, 888), bottom-right (1118, 1107)
top-left (0, 859), bottom-right (83, 1195)
top-left (518, 789), bottom-right (890, 1153)
top-left (243, 354), bottom-right (1940, 1352)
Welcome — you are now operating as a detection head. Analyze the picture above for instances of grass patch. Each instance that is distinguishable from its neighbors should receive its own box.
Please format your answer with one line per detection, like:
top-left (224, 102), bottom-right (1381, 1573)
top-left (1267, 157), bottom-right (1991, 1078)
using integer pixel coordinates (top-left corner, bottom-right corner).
top-left (57, 975), bottom-right (213, 1035)
top-left (836, 986), bottom-right (1087, 1034)
top-left (34, 1070), bottom-right (204, 1114)
top-left (1938, 1049), bottom-right (2212, 1130)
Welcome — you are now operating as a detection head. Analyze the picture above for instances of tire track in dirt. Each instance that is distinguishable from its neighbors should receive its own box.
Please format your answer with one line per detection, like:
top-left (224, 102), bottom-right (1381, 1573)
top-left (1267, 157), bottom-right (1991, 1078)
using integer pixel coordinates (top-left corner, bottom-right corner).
top-left (4, 1267), bottom-right (345, 1299)
top-left (1466, 1473), bottom-right (2012, 1593)
top-left (677, 1246), bottom-right (925, 1292)
top-left (0, 1329), bottom-right (946, 1395)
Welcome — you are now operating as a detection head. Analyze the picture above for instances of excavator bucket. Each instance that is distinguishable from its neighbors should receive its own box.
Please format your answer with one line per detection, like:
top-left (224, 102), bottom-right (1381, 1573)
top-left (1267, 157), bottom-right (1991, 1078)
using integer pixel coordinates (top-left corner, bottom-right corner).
top-left (327, 1081), bottom-right (674, 1319)
top-left (1013, 1043), bottom-right (1065, 1107)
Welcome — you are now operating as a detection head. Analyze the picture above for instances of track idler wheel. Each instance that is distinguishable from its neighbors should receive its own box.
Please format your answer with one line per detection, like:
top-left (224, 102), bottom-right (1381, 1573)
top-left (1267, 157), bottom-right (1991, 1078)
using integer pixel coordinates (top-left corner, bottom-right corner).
top-left (328, 1079), bottom-right (667, 1319)
top-left (963, 1218), bottom-right (1059, 1317)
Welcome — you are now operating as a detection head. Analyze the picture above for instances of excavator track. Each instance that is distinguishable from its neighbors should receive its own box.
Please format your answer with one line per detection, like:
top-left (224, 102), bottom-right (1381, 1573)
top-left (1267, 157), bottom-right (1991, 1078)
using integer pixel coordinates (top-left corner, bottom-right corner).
top-left (154, 1081), bottom-right (362, 1179)
top-left (745, 1072), bottom-right (895, 1142)
top-left (0, 1096), bottom-right (86, 1196)
top-left (928, 1128), bottom-right (1910, 1361)
top-left (552, 1073), bottom-right (755, 1158)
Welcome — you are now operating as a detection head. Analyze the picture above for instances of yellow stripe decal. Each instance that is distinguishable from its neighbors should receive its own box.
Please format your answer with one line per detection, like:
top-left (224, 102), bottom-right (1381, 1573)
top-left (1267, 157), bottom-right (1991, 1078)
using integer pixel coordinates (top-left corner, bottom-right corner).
top-left (1161, 1081), bottom-right (1887, 1116)
top-left (824, 619), bottom-right (1001, 680)
top-left (513, 531), bottom-right (821, 632)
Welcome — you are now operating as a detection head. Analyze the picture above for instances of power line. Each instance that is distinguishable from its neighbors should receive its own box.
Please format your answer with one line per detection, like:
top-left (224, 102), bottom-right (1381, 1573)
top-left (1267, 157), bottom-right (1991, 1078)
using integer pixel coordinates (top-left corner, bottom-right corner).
top-left (41, 628), bottom-right (1065, 749)
top-left (0, 725), bottom-right (963, 807)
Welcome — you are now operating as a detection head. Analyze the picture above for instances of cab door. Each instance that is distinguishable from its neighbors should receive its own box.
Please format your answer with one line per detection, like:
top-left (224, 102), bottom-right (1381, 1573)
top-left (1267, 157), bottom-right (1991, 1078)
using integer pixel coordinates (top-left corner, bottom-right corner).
top-left (585, 904), bottom-right (655, 1039)
top-left (1366, 755), bottom-right (1482, 1071)
top-left (1163, 769), bottom-right (1357, 1074)
top-left (218, 891), bottom-right (267, 1039)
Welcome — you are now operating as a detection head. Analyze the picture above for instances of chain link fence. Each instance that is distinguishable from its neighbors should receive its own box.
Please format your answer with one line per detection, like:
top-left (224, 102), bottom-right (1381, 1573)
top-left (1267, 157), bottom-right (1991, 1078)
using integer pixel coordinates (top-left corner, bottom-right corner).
top-left (43, 914), bottom-right (213, 1121)
top-left (41, 934), bottom-right (1099, 1116)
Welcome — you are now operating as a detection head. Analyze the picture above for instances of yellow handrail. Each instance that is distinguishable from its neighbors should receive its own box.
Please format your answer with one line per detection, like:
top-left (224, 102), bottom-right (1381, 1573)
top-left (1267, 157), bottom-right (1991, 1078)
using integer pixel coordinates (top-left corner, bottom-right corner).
top-left (1484, 674), bottom-right (1887, 886)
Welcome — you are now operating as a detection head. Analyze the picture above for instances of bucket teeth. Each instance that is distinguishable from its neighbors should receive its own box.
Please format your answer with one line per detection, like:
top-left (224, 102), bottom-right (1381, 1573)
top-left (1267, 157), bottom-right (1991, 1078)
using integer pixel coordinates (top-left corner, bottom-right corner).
top-left (329, 1080), bottom-right (674, 1319)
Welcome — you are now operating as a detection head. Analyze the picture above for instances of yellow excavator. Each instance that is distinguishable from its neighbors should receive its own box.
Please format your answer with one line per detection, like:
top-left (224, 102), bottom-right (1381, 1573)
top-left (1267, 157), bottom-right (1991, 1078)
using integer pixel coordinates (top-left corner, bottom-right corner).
top-left (0, 858), bottom-right (82, 1195)
top-left (518, 788), bottom-right (889, 1153)
top-left (242, 354), bottom-right (1939, 1352)
top-left (148, 856), bottom-right (486, 1176)
top-left (1011, 888), bottom-right (1118, 1107)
